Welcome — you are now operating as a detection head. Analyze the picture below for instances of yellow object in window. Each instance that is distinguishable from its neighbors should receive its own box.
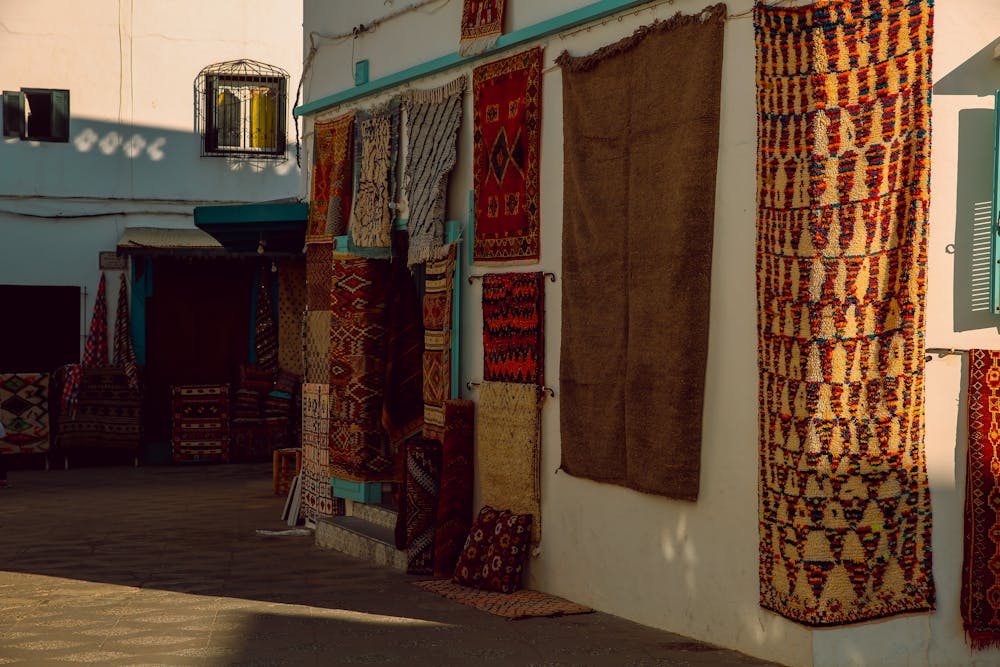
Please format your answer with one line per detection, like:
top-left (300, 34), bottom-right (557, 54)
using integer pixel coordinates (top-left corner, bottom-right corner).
top-left (251, 88), bottom-right (277, 149)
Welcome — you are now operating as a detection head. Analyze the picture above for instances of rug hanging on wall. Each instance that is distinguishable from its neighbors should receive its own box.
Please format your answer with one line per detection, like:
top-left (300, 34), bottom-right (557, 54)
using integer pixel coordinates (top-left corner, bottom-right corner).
top-left (254, 269), bottom-right (279, 376)
top-left (472, 47), bottom-right (542, 264)
top-left (306, 242), bottom-right (333, 312)
top-left (171, 384), bottom-right (229, 463)
top-left (405, 438), bottom-right (442, 574)
top-left (422, 244), bottom-right (458, 441)
top-left (308, 113), bottom-right (354, 241)
top-left (963, 349), bottom-right (1000, 648)
top-left (300, 383), bottom-right (344, 521)
top-left (459, 0), bottom-right (505, 56)
top-left (477, 381), bottom-right (541, 546)
top-left (0, 373), bottom-right (50, 454)
top-left (558, 6), bottom-right (725, 501)
top-left (83, 273), bottom-right (109, 367)
top-left (482, 272), bottom-right (544, 384)
top-left (277, 260), bottom-right (306, 378)
top-left (754, 0), bottom-right (935, 626)
top-left (350, 99), bottom-right (401, 249)
top-left (113, 272), bottom-right (140, 391)
top-left (303, 310), bottom-right (332, 385)
top-left (434, 399), bottom-right (475, 577)
top-left (402, 77), bottom-right (466, 266)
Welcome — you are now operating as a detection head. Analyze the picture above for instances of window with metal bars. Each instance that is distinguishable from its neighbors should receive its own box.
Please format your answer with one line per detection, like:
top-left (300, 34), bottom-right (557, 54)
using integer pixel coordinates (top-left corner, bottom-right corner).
top-left (196, 60), bottom-right (288, 159)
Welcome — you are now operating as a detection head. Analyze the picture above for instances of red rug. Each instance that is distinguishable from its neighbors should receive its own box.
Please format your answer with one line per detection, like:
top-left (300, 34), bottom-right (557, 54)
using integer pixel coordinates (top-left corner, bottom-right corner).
top-left (472, 47), bottom-right (542, 264)
top-left (964, 349), bottom-right (1000, 648)
top-left (308, 113), bottom-right (354, 241)
top-left (422, 244), bottom-right (457, 441)
top-left (405, 438), bottom-right (442, 575)
top-left (171, 384), bottom-right (229, 463)
top-left (482, 272), bottom-right (544, 384)
top-left (434, 399), bottom-right (475, 578)
top-left (459, 0), bottom-right (505, 56)
top-left (414, 579), bottom-right (592, 620)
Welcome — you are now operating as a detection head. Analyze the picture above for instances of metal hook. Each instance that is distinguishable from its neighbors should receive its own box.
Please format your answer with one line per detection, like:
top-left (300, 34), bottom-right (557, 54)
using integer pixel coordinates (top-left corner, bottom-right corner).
top-left (467, 380), bottom-right (555, 398)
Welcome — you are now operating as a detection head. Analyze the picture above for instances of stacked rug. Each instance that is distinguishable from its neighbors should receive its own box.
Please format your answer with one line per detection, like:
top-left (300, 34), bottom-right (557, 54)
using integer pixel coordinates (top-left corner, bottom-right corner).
top-left (171, 384), bottom-right (230, 463)
top-left (754, 0), bottom-right (935, 625)
top-left (56, 367), bottom-right (140, 454)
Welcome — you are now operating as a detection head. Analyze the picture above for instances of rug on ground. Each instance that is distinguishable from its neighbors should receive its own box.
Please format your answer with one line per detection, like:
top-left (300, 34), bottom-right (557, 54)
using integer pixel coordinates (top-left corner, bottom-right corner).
top-left (414, 579), bottom-right (591, 620)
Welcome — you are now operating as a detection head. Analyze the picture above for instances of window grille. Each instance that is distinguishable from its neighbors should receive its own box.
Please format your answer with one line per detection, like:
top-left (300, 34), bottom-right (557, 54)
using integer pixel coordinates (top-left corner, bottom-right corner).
top-left (195, 60), bottom-right (288, 159)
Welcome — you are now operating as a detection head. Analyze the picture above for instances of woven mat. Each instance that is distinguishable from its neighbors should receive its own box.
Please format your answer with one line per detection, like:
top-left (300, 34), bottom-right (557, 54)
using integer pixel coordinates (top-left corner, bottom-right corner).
top-left (414, 579), bottom-right (591, 620)
top-left (308, 113), bottom-right (354, 240)
top-left (754, 0), bottom-right (935, 625)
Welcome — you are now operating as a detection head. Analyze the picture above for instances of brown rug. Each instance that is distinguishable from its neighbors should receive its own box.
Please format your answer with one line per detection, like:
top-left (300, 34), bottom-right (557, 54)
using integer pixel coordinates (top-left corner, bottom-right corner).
top-left (277, 260), bottom-right (306, 377)
top-left (413, 579), bottom-right (591, 620)
top-left (556, 5), bottom-right (726, 501)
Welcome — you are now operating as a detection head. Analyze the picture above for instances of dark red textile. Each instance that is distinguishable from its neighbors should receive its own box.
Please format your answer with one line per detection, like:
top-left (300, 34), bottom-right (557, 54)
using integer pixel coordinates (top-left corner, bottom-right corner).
top-left (482, 272), bottom-right (544, 384)
top-left (453, 505), bottom-right (532, 593)
top-left (433, 400), bottom-right (475, 578)
top-left (405, 438), bottom-right (442, 575)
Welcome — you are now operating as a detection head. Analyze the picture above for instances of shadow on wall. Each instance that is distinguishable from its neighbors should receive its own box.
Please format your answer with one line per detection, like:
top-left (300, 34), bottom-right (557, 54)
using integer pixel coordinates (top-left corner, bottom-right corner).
top-left (0, 116), bottom-right (299, 202)
top-left (934, 37), bottom-right (1000, 332)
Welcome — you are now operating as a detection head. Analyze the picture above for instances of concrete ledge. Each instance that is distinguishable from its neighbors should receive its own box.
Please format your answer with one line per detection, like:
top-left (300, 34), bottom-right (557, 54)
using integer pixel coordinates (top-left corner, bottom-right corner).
top-left (315, 516), bottom-right (407, 571)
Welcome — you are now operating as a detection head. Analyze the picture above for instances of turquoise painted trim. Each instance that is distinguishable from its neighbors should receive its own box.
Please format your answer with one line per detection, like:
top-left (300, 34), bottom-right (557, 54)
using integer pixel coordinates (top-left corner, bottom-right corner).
top-left (331, 217), bottom-right (409, 258)
top-left (331, 477), bottom-right (383, 503)
top-left (354, 59), bottom-right (370, 86)
top-left (295, 0), bottom-right (653, 117)
top-left (130, 257), bottom-right (152, 366)
top-left (467, 190), bottom-right (475, 266)
top-left (993, 90), bottom-right (1000, 314)
top-left (446, 220), bottom-right (461, 399)
top-left (193, 201), bottom-right (308, 225)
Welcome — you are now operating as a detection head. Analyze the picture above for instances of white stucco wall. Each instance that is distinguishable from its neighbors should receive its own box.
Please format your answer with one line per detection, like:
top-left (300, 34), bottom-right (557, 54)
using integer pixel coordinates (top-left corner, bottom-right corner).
top-left (0, 0), bottom-right (302, 343)
top-left (300, 1), bottom-right (1000, 665)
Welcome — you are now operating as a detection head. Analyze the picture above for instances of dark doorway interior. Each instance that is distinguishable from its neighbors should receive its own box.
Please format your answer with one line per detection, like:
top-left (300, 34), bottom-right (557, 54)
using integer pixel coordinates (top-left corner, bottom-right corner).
top-left (143, 257), bottom-right (256, 444)
top-left (0, 284), bottom-right (80, 372)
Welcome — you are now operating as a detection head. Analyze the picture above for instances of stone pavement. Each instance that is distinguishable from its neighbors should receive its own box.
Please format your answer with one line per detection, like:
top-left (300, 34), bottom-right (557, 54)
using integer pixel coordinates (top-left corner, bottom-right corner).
top-left (0, 463), bottom-right (781, 666)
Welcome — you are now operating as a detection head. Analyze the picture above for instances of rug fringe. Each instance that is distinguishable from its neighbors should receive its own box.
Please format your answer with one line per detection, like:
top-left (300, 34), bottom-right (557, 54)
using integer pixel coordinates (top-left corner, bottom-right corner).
top-left (459, 34), bottom-right (500, 57)
top-left (403, 76), bottom-right (467, 106)
top-left (556, 3), bottom-right (727, 73)
top-left (968, 630), bottom-right (1000, 651)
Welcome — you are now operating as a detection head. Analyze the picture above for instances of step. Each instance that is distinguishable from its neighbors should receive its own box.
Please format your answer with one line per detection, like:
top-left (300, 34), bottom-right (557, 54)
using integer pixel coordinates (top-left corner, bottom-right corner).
top-left (314, 516), bottom-right (407, 571)
top-left (347, 500), bottom-right (398, 531)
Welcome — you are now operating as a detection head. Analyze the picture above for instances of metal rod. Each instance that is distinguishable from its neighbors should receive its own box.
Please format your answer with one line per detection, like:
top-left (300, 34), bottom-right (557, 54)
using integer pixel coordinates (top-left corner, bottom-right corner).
top-left (467, 271), bottom-right (556, 285)
top-left (466, 380), bottom-right (555, 398)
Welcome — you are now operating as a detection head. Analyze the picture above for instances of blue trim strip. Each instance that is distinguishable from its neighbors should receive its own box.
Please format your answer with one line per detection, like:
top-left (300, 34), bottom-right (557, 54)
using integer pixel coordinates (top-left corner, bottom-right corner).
top-left (992, 89), bottom-right (1000, 314)
top-left (193, 202), bottom-right (308, 225)
top-left (295, 0), bottom-right (653, 117)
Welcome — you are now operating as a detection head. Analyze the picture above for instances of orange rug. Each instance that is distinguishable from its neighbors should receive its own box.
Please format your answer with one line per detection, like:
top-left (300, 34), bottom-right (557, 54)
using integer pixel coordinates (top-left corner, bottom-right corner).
top-left (413, 579), bottom-right (592, 620)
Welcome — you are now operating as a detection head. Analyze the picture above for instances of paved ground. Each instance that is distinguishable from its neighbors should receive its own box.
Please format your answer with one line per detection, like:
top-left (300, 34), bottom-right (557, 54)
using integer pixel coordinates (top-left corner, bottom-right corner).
top-left (0, 463), bottom-right (780, 666)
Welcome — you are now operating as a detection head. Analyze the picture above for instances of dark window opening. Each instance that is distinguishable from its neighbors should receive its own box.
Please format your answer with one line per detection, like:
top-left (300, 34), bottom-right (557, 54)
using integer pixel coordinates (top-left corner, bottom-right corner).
top-left (196, 60), bottom-right (288, 159)
top-left (2, 88), bottom-right (69, 142)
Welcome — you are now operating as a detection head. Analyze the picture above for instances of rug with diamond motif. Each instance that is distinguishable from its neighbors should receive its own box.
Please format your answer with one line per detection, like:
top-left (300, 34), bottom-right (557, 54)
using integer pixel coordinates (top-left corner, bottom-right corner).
top-left (472, 47), bottom-right (541, 264)
top-left (308, 113), bottom-right (354, 241)
top-left (0, 373), bottom-right (50, 454)
top-left (422, 244), bottom-right (457, 441)
top-left (754, 0), bottom-right (935, 626)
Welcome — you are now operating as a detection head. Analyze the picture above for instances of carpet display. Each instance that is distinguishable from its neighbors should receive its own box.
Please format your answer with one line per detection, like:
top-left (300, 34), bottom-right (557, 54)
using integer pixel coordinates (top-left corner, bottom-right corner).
top-left (350, 99), bottom-right (400, 249)
top-left (754, 0), bottom-right (935, 625)
top-left (300, 383), bottom-right (343, 521)
top-left (405, 438), bottom-right (442, 575)
top-left (304, 310), bottom-right (332, 385)
top-left (382, 255), bottom-right (425, 445)
top-left (414, 579), bottom-right (592, 620)
top-left (309, 113), bottom-right (355, 241)
top-left (254, 269), bottom-right (279, 376)
top-left (402, 77), bottom-right (465, 266)
top-left (964, 349), bottom-right (1000, 648)
top-left (83, 273), bottom-right (109, 367)
top-left (306, 242), bottom-right (334, 312)
top-left (472, 47), bottom-right (541, 264)
top-left (434, 399), bottom-right (475, 578)
top-left (171, 384), bottom-right (230, 463)
top-left (113, 272), bottom-right (140, 391)
top-left (459, 0), bottom-right (505, 56)
top-left (277, 260), bottom-right (306, 377)
top-left (452, 505), bottom-right (532, 593)
top-left (422, 244), bottom-right (458, 440)
top-left (57, 367), bottom-right (140, 453)
top-left (478, 381), bottom-right (541, 545)
top-left (0, 373), bottom-right (50, 454)
top-left (558, 7), bottom-right (725, 502)
top-left (328, 255), bottom-right (393, 481)
top-left (482, 272), bottom-right (544, 384)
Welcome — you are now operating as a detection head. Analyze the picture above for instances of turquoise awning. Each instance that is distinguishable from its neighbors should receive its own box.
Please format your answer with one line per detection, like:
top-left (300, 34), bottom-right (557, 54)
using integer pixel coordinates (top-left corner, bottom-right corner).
top-left (194, 201), bottom-right (308, 255)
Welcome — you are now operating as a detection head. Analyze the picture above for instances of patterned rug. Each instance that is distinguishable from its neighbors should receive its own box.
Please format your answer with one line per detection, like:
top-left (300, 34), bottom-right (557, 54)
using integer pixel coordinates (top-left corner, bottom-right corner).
top-left (0, 373), bottom-right (50, 454)
top-left (57, 367), bottom-right (140, 453)
top-left (300, 383), bottom-right (344, 521)
top-left (309, 113), bottom-right (355, 241)
top-left (306, 242), bottom-right (333, 312)
top-left (482, 272), bottom-right (544, 384)
top-left (350, 99), bottom-right (400, 249)
top-left (558, 7), bottom-right (725, 502)
top-left (402, 77), bottom-right (466, 266)
top-left (277, 259), bottom-right (306, 377)
top-left (171, 384), bottom-right (230, 463)
top-left (964, 349), bottom-right (1000, 648)
top-left (434, 399), bottom-right (475, 578)
top-left (255, 269), bottom-right (279, 376)
top-left (422, 244), bottom-right (458, 440)
top-left (113, 272), bottom-right (140, 391)
top-left (83, 273), bottom-right (109, 367)
top-left (304, 310), bottom-right (332, 385)
top-left (478, 381), bottom-right (541, 546)
top-left (472, 47), bottom-right (541, 264)
top-left (754, 0), bottom-right (935, 625)
top-left (328, 255), bottom-right (394, 482)
top-left (459, 0), bottom-right (506, 56)
top-left (405, 438), bottom-right (442, 575)
top-left (382, 255), bottom-right (425, 445)
top-left (413, 579), bottom-right (592, 620)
